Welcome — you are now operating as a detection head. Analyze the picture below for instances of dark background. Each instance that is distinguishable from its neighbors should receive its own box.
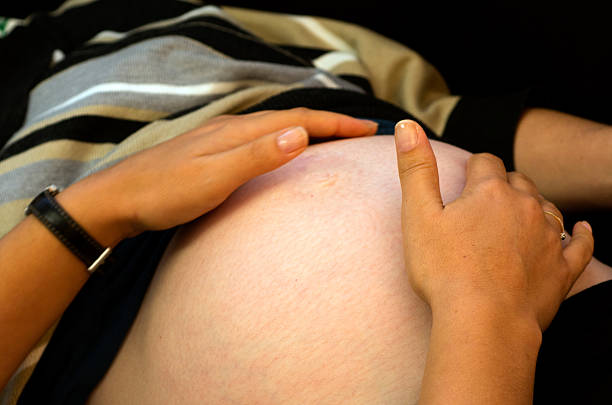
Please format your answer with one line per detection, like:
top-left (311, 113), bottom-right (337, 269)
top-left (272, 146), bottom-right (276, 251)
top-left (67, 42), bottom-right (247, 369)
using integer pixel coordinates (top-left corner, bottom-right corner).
top-left (4, 1), bottom-right (611, 261)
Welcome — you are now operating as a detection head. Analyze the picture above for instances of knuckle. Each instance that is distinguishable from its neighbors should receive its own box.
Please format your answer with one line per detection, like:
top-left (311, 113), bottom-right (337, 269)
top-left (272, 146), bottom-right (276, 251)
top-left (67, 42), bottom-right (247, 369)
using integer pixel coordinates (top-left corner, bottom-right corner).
top-left (290, 106), bottom-right (311, 117)
top-left (475, 152), bottom-right (504, 166)
top-left (478, 177), bottom-right (508, 195)
top-left (512, 171), bottom-right (532, 184)
top-left (203, 114), bottom-right (236, 131)
top-left (506, 171), bottom-right (518, 181)
top-left (514, 171), bottom-right (527, 180)
top-left (521, 194), bottom-right (542, 217)
top-left (398, 159), bottom-right (436, 178)
top-left (288, 107), bottom-right (318, 131)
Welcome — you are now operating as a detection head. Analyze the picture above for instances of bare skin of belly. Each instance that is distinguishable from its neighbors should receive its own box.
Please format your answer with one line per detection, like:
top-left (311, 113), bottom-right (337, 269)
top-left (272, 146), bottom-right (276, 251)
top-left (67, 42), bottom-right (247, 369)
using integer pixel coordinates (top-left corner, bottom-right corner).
top-left (88, 135), bottom-right (612, 404)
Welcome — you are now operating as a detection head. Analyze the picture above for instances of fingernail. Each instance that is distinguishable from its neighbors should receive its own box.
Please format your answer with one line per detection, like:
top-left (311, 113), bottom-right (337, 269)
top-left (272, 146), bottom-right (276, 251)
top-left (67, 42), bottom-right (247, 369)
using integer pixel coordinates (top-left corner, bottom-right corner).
top-left (395, 120), bottom-right (419, 152)
top-left (277, 126), bottom-right (308, 154)
top-left (359, 119), bottom-right (379, 132)
top-left (582, 221), bottom-right (592, 233)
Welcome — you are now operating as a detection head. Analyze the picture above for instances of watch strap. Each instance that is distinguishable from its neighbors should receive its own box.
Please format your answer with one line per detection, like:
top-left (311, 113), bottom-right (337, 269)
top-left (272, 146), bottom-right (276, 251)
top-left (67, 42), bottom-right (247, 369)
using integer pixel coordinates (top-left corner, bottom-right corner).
top-left (25, 185), bottom-right (111, 273)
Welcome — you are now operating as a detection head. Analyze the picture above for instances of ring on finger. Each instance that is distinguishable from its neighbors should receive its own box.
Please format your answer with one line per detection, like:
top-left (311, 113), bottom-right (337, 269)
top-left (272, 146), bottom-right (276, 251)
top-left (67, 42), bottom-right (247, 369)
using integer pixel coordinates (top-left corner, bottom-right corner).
top-left (543, 210), bottom-right (567, 240)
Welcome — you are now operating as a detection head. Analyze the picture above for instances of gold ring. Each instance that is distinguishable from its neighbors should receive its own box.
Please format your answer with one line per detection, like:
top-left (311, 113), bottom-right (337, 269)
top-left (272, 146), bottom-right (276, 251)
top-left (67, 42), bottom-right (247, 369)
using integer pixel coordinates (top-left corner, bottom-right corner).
top-left (543, 211), bottom-right (566, 240)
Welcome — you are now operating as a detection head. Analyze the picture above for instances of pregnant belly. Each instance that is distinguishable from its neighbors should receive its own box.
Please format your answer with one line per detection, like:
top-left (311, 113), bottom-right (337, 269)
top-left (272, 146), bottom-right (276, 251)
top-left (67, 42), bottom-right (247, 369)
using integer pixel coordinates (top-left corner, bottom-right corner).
top-left (94, 135), bottom-right (597, 404)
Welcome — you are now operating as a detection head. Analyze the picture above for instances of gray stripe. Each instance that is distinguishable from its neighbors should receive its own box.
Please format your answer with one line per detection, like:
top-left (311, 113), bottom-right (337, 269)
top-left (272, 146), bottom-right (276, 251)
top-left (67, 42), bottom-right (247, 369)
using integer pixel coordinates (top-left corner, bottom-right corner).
top-left (25, 36), bottom-right (363, 126)
top-left (0, 159), bottom-right (102, 202)
top-left (0, 153), bottom-right (169, 204)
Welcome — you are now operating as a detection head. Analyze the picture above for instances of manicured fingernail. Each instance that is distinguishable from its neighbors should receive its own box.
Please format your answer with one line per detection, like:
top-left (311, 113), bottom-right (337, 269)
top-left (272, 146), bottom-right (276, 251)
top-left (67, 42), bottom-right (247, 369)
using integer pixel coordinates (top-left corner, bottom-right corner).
top-left (395, 119), bottom-right (419, 152)
top-left (277, 126), bottom-right (308, 154)
top-left (581, 221), bottom-right (592, 233)
top-left (360, 119), bottom-right (379, 131)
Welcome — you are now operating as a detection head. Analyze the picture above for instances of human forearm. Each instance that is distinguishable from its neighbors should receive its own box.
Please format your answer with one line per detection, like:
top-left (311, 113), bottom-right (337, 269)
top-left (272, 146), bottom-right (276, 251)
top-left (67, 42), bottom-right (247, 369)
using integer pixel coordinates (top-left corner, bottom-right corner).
top-left (513, 107), bottom-right (612, 210)
top-left (419, 302), bottom-right (542, 404)
top-left (0, 172), bottom-right (130, 389)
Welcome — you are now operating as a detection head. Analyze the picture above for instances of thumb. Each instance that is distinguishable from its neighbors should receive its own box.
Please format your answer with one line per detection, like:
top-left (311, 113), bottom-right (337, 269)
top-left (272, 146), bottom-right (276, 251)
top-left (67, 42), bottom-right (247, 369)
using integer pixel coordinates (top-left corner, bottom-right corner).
top-left (218, 126), bottom-right (309, 189)
top-left (395, 120), bottom-right (444, 224)
top-left (563, 221), bottom-right (595, 283)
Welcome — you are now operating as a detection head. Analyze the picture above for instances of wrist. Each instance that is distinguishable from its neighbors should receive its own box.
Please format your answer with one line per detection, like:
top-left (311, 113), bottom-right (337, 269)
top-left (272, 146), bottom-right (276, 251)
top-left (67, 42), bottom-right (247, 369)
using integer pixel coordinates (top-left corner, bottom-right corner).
top-left (55, 172), bottom-right (136, 248)
top-left (422, 299), bottom-right (542, 404)
top-left (431, 296), bottom-right (543, 351)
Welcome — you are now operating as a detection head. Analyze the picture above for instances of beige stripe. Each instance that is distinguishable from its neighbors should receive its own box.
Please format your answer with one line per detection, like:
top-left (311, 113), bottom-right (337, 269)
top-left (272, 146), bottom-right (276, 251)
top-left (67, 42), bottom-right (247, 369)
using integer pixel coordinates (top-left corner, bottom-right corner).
top-left (6, 105), bottom-right (168, 146)
top-left (0, 364), bottom-right (35, 405)
top-left (223, 7), bottom-right (460, 136)
top-left (50, 0), bottom-right (99, 16)
top-left (85, 30), bottom-right (125, 43)
top-left (312, 53), bottom-right (368, 78)
top-left (0, 140), bottom-right (115, 176)
top-left (11, 343), bottom-right (46, 378)
top-left (313, 51), bottom-right (359, 70)
top-left (288, 16), bottom-right (355, 52)
top-left (0, 199), bottom-right (29, 238)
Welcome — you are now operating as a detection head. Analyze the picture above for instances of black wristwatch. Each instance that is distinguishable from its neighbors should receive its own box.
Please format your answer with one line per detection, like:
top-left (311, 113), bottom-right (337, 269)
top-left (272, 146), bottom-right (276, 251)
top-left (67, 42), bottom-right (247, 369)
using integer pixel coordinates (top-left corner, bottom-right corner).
top-left (24, 185), bottom-right (112, 273)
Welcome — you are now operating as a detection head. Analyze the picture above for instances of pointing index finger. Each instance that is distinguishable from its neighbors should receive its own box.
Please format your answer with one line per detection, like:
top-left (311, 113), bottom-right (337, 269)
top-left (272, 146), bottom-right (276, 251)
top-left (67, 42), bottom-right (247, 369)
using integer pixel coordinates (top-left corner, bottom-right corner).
top-left (394, 120), bottom-right (445, 227)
